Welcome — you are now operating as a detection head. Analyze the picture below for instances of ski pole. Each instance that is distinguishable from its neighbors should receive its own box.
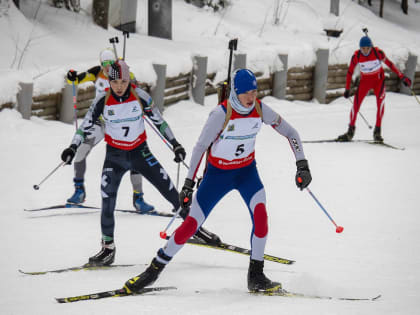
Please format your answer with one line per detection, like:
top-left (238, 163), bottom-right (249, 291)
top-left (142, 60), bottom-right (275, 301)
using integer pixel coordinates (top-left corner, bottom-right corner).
top-left (176, 162), bottom-right (181, 191)
top-left (122, 31), bottom-right (129, 60)
top-left (303, 186), bottom-right (344, 233)
top-left (159, 206), bottom-right (184, 239)
top-left (348, 97), bottom-right (372, 129)
top-left (33, 161), bottom-right (66, 190)
top-left (143, 115), bottom-right (189, 169)
top-left (409, 88), bottom-right (420, 105)
top-left (71, 80), bottom-right (78, 131)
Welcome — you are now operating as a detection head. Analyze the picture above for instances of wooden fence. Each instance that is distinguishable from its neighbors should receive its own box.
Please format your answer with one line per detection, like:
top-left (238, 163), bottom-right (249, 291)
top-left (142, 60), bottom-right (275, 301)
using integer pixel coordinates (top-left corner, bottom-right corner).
top-left (287, 66), bottom-right (314, 101)
top-left (2, 63), bottom-right (420, 120)
top-left (31, 93), bottom-right (61, 120)
top-left (164, 72), bottom-right (190, 106)
top-left (414, 71), bottom-right (420, 94)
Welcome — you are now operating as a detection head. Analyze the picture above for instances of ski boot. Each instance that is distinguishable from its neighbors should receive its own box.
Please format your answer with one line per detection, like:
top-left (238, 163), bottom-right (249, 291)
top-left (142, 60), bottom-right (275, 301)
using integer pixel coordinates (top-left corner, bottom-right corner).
top-left (193, 226), bottom-right (222, 246)
top-left (66, 178), bottom-right (85, 204)
top-left (87, 239), bottom-right (115, 267)
top-left (247, 259), bottom-right (282, 292)
top-left (336, 125), bottom-right (355, 142)
top-left (124, 250), bottom-right (170, 293)
top-left (133, 192), bottom-right (154, 213)
top-left (373, 126), bottom-right (383, 143)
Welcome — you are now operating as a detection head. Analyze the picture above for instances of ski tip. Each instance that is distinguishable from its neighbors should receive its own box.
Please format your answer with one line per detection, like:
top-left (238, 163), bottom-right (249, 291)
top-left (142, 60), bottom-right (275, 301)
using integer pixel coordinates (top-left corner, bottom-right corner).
top-left (18, 269), bottom-right (44, 275)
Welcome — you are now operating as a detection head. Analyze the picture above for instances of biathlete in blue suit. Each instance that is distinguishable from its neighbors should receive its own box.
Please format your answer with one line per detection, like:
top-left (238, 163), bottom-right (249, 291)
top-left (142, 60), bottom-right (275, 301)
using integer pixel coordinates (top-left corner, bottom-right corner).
top-left (124, 68), bottom-right (312, 293)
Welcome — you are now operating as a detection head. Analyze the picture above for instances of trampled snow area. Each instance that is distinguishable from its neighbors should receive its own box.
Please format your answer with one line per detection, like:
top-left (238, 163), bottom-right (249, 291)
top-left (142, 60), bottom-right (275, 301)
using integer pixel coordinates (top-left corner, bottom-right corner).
top-left (1, 92), bottom-right (420, 314)
top-left (1, 0), bottom-right (420, 314)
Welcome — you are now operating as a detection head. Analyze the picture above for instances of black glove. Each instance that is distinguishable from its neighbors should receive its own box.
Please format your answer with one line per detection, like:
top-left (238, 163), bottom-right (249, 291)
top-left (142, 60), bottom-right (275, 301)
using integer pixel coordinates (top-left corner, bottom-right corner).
top-left (61, 144), bottom-right (77, 165)
top-left (179, 178), bottom-right (195, 209)
top-left (172, 140), bottom-right (186, 163)
top-left (402, 76), bottom-right (412, 87)
top-left (343, 89), bottom-right (350, 98)
top-left (67, 70), bottom-right (78, 82)
top-left (295, 159), bottom-right (312, 190)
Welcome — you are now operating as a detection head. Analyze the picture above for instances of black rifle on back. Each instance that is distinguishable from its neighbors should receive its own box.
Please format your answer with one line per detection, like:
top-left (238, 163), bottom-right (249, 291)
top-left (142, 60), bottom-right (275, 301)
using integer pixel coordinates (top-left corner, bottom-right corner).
top-left (218, 38), bottom-right (238, 103)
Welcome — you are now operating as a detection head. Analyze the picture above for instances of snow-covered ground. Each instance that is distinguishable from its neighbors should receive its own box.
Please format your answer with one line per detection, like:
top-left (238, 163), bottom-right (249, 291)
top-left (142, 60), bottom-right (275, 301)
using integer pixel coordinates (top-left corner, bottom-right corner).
top-left (1, 92), bottom-right (420, 314)
top-left (1, 0), bottom-right (420, 314)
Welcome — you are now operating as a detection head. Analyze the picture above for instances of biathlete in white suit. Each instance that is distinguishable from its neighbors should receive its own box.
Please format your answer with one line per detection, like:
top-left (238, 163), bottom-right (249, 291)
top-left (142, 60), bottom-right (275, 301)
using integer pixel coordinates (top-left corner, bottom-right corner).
top-left (124, 68), bottom-right (313, 294)
top-left (61, 60), bottom-right (221, 267)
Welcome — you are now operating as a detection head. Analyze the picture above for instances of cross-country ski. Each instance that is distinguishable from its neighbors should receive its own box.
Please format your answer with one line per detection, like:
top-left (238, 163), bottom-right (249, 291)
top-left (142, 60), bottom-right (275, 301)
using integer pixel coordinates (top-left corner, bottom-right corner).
top-left (249, 289), bottom-right (382, 301)
top-left (18, 264), bottom-right (139, 275)
top-left (302, 139), bottom-right (405, 150)
top-left (55, 286), bottom-right (177, 303)
top-left (24, 204), bottom-right (175, 217)
top-left (3, 1), bottom-right (420, 314)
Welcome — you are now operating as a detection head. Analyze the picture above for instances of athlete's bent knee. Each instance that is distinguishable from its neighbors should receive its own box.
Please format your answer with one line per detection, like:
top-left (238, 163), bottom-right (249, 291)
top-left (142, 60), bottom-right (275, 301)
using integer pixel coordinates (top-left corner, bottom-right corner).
top-left (174, 216), bottom-right (198, 244)
top-left (253, 203), bottom-right (268, 238)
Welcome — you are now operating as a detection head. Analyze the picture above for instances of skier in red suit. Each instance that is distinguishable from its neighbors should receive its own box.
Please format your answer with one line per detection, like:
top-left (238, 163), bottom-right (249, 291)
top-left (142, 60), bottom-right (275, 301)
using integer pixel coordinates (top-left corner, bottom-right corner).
top-left (337, 36), bottom-right (412, 142)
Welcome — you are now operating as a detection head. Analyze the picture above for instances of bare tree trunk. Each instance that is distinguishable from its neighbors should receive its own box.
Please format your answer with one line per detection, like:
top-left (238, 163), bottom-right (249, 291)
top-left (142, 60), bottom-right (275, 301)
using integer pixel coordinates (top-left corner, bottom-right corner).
top-left (92, 0), bottom-right (109, 29)
top-left (379, 0), bottom-right (384, 18)
top-left (401, 0), bottom-right (408, 14)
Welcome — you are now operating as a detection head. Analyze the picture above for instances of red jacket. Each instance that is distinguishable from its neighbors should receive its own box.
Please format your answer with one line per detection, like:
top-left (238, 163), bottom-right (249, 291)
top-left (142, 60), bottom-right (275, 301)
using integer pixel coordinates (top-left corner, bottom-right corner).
top-left (346, 47), bottom-right (403, 90)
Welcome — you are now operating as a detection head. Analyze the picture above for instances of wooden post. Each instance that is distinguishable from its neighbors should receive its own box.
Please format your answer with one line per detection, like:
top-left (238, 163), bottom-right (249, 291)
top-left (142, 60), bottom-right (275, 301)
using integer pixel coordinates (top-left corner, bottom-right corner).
top-left (313, 49), bottom-right (329, 103)
top-left (152, 64), bottom-right (167, 112)
top-left (191, 56), bottom-right (207, 105)
top-left (17, 82), bottom-right (33, 120)
top-left (233, 53), bottom-right (246, 71)
top-left (400, 54), bottom-right (418, 95)
top-left (272, 54), bottom-right (288, 100)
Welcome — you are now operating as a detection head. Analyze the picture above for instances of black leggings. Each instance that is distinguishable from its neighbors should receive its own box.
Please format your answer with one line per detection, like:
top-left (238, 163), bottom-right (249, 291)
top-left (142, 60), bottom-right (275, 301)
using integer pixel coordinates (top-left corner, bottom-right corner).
top-left (100, 142), bottom-right (180, 238)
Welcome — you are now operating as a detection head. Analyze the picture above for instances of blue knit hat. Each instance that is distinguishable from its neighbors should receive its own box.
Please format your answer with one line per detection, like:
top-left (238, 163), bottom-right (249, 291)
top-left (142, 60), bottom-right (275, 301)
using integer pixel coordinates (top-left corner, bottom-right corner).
top-left (233, 69), bottom-right (257, 95)
top-left (359, 36), bottom-right (372, 48)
